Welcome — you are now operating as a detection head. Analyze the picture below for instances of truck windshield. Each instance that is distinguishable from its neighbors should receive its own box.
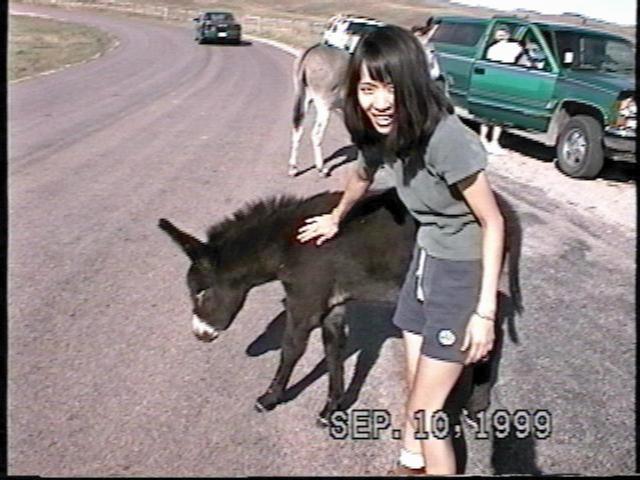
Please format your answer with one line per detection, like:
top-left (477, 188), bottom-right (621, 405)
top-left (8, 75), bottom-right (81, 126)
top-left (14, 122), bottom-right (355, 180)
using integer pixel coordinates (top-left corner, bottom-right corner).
top-left (555, 31), bottom-right (635, 73)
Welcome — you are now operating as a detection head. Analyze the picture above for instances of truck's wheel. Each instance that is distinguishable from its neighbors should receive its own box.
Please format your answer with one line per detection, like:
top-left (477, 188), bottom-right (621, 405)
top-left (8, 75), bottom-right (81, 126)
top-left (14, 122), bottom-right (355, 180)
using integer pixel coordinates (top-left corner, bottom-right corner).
top-left (556, 115), bottom-right (604, 179)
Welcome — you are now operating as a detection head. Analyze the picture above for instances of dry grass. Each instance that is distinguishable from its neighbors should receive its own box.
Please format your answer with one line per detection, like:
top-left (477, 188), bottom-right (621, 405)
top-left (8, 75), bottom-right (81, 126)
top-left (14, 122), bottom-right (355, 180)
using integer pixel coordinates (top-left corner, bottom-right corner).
top-left (8, 14), bottom-right (116, 81)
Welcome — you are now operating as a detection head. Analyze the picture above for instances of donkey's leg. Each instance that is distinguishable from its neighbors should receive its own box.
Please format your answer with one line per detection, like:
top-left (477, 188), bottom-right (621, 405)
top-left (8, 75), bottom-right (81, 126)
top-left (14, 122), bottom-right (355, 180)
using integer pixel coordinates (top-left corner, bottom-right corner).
top-left (317, 304), bottom-right (347, 426)
top-left (288, 126), bottom-right (305, 177)
top-left (255, 309), bottom-right (319, 412)
top-left (288, 96), bottom-right (313, 177)
top-left (311, 102), bottom-right (331, 177)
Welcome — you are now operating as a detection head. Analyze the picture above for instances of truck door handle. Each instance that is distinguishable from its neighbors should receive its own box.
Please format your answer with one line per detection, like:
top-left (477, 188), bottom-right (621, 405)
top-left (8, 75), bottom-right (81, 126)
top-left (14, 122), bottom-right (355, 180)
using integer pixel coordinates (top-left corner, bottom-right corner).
top-left (474, 67), bottom-right (485, 75)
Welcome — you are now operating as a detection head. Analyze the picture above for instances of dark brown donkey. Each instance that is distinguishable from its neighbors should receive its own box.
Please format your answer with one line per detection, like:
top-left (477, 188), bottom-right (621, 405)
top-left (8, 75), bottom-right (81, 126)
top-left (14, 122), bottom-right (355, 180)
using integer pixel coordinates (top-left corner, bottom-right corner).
top-left (158, 188), bottom-right (522, 425)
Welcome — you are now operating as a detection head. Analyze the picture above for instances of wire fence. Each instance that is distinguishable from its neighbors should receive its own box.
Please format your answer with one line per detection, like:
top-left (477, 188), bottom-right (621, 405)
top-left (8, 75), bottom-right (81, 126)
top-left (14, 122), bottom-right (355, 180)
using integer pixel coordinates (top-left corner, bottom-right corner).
top-left (14, 0), bottom-right (634, 45)
top-left (14, 0), bottom-right (327, 36)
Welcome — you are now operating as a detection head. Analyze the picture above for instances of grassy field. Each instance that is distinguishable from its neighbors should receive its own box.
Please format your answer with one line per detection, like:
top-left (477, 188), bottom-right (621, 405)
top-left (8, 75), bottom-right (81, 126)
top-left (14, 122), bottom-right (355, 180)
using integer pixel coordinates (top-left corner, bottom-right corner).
top-left (8, 14), bottom-right (116, 81)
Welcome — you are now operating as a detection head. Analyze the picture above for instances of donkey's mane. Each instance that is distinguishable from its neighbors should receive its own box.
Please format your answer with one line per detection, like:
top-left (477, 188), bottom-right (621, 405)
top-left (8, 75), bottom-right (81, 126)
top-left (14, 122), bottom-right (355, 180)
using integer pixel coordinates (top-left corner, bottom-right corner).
top-left (206, 194), bottom-right (323, 248)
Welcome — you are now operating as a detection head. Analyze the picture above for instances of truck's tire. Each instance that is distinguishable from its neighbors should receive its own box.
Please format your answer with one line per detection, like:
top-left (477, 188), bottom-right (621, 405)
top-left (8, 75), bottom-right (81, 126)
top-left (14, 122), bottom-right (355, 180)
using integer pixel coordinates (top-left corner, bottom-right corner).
top-left (556, 115), bottom-right (604, 179)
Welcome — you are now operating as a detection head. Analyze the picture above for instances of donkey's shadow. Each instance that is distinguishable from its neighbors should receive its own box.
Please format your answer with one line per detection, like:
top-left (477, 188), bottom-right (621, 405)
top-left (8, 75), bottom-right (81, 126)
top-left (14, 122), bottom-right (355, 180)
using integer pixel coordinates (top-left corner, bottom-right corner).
top-left (246, 291), bottom-right (519, 414)
top-left (292, 144), bottom-right (359, 178)
top-left (324, 145), bottom-right (359, 176)
top-left (246, 301), bottom-right (400, 409)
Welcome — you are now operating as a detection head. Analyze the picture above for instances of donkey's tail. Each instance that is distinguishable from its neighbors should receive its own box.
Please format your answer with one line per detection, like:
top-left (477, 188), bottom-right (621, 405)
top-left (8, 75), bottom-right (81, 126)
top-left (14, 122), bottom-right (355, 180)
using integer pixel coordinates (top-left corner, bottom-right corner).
top-left (292, 77), bottom-right (306, 129)
top-left (292, 44), bottom-right (320, 129)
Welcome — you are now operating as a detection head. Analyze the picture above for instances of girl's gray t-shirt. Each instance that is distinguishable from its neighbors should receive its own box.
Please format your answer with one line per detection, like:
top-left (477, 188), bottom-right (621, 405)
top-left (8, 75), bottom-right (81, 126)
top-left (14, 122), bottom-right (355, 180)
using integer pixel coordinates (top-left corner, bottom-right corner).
top-left (357, 114), bottom-right (487, 260)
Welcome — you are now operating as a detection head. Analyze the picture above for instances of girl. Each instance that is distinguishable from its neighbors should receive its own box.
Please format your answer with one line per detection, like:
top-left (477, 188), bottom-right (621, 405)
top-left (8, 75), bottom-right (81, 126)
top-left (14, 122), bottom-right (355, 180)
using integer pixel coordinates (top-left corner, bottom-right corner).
top-left (297, 25), bottom-right (504, 475)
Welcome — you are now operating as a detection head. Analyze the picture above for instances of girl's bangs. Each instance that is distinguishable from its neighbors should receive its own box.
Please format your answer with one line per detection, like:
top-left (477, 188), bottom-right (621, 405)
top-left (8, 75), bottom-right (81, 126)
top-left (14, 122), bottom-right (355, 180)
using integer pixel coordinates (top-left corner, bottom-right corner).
top-left (360, 43), bottom-right (394, 85)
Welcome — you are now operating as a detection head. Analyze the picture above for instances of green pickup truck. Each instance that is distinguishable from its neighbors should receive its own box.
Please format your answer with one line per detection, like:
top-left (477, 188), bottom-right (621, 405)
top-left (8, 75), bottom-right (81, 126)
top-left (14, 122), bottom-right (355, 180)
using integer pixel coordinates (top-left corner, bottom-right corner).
top-left (430, 16), bottom-right (636, 178)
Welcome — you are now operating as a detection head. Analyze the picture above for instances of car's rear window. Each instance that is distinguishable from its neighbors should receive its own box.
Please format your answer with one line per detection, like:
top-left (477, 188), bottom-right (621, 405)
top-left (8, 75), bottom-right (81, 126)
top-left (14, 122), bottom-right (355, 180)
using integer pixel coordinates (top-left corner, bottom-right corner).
top-left (204, 13), bottom-right (234, 22)
top-left (347, 22), bottom-right (381, 34)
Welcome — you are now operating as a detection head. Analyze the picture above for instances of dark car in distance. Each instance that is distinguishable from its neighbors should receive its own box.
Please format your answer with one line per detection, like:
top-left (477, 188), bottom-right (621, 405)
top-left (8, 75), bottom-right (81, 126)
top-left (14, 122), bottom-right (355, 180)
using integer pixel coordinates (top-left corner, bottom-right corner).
top-left (193, 11), bottom-right (242, 44)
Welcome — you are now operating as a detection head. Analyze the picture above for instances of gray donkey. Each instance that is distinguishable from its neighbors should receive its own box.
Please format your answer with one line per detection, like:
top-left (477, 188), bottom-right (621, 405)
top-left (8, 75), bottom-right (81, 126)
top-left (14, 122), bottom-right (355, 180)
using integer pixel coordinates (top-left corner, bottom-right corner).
top-left (288, 44), bottom-right (350, 177)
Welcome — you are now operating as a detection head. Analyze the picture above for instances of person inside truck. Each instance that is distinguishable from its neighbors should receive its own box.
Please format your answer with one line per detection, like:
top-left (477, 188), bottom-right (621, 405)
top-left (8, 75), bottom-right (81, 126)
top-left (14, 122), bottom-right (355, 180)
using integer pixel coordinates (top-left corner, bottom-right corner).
top-left (485, 25), bottom-right (524, 64)
top-left (297, 25), bottom-right (504, 476)
top-left (480, 25), bottom-right (525, 154)
top-left (516, 37), bottom-right (546, 70)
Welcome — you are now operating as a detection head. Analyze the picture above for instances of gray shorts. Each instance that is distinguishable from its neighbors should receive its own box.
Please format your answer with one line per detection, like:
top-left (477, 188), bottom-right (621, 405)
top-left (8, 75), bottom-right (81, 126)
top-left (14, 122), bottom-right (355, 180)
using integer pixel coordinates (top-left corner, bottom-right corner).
top-left (391, 245), bottom-right (482, 364)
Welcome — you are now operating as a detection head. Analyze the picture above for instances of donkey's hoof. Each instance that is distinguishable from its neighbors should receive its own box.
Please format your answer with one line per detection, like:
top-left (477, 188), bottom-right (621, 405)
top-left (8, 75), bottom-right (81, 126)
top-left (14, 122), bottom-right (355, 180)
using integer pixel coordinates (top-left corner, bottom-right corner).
top-left (288, 166), bottom-right (298, 177)
top-left (316, 414), bottom-right (331, 428)
top-left (254, 401), bottom-right (268, 413)
top-left (254, 399), bottom-right (275, 413)
top-left (317, 403), bottom-right (341, 427)
top-left (255, 392), bottom-right (279, 412)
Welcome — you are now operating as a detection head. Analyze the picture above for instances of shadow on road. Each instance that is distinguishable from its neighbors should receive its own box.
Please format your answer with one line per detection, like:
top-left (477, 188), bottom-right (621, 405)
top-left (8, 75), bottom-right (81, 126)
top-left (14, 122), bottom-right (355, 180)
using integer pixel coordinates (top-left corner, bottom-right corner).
top-left (245, 290), bottom-right (529, 472)
top-left (325, 144), bottom-right (359, 176)
top-left (289, 145), bottom-right (358, 178)
top-left (246, 301), bottom-right (402, 407)
top-left (597, 160), bottom-right (637, 183)
top-left (491, 429), bottom-right (545, 475)
top-left (452, 291), bottom-right (546, 474)
top-left (245, 290), bottom-right (532, 473)
top-left (501, 133), bottom-right (636, 184)
top-left (500, 131), bottom-right (554, 162)
top-left (198, 40), bottom-right (253, 47)
top-left (461, 119), bottom-right (635, 184)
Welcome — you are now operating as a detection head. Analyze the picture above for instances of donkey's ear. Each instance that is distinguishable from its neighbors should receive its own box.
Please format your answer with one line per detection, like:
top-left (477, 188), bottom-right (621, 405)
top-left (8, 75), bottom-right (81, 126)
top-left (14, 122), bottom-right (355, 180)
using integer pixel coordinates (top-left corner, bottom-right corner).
top-left (158, 218), bottom-right (209, 262)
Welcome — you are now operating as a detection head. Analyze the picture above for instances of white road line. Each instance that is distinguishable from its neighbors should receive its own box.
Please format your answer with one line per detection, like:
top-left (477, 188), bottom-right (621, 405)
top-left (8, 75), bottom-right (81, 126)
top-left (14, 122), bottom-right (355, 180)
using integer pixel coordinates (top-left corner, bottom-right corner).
top-left (244, 34), bottom-right (302, 58)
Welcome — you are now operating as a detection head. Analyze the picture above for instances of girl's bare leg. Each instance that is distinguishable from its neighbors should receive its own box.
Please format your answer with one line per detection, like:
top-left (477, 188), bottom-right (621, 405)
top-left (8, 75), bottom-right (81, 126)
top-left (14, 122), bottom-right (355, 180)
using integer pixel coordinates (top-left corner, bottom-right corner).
top-left (407, 356), bottom-right (464, 474)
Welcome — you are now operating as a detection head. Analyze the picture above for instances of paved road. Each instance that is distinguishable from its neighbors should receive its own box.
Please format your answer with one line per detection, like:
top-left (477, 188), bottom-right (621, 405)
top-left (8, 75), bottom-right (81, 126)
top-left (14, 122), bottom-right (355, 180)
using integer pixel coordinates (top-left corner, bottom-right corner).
top-left (8, 5), bottom-right (636, 476)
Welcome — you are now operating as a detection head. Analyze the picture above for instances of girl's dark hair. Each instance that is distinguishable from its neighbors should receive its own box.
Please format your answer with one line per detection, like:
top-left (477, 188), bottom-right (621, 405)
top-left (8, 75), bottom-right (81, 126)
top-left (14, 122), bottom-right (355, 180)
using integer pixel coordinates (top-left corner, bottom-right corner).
top-left (344, 24), bottom-right (453, 180)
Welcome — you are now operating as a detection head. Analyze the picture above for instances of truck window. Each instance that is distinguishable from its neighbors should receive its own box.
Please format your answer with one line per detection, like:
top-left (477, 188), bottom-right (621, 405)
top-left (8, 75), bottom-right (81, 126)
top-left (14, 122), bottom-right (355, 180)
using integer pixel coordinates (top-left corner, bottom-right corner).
top-left (555, 31), bottom-right (634, 73)
top-left (431, 22), bottom-right (485, 46)
top-left (538, 28), bottom-right (555, 56)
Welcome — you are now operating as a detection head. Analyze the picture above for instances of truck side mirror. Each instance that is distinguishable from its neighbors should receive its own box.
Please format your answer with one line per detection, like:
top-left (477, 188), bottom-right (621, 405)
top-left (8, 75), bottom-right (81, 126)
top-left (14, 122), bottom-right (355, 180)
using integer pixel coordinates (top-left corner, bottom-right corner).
top-left (562, 50), bottom-right (574, 66)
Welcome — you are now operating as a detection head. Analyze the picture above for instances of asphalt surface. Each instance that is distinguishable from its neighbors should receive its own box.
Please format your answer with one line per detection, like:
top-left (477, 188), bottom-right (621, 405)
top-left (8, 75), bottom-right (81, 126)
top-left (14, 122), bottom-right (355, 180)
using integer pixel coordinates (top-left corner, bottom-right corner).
top-left (8, 4), bottom-right (636, 476)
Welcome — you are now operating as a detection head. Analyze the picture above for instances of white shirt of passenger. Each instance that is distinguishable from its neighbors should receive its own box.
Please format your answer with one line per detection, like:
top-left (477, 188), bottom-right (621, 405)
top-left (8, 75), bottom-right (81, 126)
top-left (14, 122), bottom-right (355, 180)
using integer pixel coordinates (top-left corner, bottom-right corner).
top-left (486, 40), bottom-right (523, 63)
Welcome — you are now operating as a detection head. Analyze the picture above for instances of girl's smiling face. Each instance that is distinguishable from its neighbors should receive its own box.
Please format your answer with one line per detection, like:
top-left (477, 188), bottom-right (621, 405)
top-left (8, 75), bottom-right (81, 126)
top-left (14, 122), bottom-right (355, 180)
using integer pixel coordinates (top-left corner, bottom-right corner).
top-left (357, 64), bottom-right (395, 135)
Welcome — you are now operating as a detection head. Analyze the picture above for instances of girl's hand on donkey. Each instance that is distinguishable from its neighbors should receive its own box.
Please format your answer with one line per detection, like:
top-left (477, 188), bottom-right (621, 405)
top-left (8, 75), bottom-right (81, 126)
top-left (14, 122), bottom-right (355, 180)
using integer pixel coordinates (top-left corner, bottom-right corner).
top-left (297, 213), bottom-right (339, 245)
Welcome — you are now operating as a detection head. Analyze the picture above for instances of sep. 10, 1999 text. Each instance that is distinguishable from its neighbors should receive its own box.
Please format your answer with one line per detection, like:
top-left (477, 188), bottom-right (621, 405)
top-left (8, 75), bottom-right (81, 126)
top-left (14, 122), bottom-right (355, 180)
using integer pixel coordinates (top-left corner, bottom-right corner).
top-left (328, 409), bottom-right (553, 441)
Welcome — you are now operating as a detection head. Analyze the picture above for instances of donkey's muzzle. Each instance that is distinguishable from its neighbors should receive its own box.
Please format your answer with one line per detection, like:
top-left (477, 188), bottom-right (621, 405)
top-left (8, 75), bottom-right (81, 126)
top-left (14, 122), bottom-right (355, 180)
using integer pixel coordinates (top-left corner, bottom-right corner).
top-left (192, 314), bottom-right (219, 342)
